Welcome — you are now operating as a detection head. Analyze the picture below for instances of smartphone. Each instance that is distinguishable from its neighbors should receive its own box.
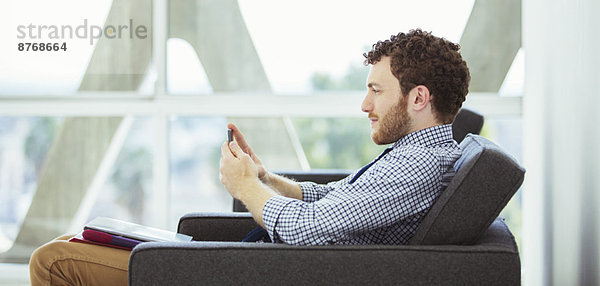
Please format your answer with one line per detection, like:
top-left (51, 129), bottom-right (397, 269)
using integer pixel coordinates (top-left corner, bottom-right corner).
top-left (227, 129), bottom-right (233, 143)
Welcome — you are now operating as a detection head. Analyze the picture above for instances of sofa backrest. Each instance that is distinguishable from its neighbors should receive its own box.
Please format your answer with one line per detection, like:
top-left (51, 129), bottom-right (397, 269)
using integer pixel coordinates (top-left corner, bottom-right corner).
top-left (408, 134), bottom-right (525, 245)
top-left (452, 109), bottom-right (484, 143)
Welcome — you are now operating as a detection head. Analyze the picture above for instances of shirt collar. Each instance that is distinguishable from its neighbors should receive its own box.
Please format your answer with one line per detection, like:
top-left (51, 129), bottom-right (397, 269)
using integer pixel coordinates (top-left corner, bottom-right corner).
top-left (392, 124), bottom-right (454, 149)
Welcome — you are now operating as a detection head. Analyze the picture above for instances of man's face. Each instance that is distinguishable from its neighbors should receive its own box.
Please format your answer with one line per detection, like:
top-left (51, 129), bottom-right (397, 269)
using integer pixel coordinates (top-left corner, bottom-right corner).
top-left (361, 56), bottom-right (412, 145)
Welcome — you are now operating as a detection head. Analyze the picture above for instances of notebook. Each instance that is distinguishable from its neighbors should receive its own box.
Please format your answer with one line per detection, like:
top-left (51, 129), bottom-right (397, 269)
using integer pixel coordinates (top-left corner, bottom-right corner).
top-left (83, 217), bottom-right (193, 243)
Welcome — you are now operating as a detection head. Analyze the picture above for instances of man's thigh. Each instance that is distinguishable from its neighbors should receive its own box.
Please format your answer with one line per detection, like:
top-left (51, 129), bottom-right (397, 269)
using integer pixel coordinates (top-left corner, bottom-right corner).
top-left (30, 235), bottom-right (130, 285)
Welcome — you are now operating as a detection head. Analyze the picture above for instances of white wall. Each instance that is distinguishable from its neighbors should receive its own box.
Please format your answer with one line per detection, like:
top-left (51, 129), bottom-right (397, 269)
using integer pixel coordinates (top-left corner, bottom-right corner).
top-left (523, 0), bottom-right (600, 285)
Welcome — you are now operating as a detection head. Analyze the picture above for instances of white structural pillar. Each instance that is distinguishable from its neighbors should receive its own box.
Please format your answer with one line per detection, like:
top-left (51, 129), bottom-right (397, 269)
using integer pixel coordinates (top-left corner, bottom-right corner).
top-left (522, 0), bottom-right (600, 285)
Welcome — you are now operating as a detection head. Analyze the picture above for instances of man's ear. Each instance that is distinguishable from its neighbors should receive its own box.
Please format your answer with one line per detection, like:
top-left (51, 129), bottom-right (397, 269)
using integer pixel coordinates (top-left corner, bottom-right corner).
top-left (410, 85), bottom-right (431, 111)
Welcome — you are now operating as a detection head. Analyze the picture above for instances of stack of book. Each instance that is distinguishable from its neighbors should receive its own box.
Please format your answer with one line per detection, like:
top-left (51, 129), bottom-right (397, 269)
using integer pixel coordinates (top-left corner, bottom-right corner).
top-left (70, 217), bottom-right (193, 250)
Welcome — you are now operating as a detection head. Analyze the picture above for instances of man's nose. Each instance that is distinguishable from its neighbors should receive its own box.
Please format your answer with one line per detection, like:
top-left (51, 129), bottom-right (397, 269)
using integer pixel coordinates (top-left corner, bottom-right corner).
top-left (361, 93), bottom-right (373, 113)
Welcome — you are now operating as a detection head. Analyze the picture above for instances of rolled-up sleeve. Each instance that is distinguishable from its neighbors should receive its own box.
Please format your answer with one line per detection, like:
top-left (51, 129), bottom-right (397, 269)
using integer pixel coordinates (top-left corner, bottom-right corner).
top-left (262, 195), bottom-right (297, 242)
top-left (298, 182), bottom-right (331, 202)
top-left (298, 174), bottom-right (353, 202)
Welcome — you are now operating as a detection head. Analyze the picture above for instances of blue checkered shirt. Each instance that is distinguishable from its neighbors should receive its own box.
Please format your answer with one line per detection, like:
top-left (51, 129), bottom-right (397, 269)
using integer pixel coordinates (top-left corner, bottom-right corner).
top-left (262, 124), bottom-right (461, 245)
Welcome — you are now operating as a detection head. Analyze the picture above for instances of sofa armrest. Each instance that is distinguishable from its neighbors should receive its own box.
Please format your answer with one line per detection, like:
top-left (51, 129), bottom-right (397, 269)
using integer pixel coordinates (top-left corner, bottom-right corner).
top-left (177, 212), bottom-right (258, 241)
top-left (234, 170), bottom-right (352, 212)
top-left (130, 219), bottom-right (520, 286)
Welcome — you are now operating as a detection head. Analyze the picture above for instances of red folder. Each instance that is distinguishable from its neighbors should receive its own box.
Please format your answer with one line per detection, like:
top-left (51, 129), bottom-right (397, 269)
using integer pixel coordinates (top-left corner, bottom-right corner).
top-left (69, 230), bottom-right (134, 251)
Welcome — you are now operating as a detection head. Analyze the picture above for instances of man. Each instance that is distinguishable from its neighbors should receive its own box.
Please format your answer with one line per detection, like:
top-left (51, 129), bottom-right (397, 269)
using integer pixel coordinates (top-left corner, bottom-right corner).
top-left (220, 29), bottom-right (470, 245)
top-left (29, 29), bottom-right (469, 284)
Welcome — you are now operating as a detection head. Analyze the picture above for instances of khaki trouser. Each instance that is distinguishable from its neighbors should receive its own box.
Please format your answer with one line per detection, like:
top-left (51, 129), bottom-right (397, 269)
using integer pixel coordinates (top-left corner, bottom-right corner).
top-left (29, 235), bottom-right (130, 285)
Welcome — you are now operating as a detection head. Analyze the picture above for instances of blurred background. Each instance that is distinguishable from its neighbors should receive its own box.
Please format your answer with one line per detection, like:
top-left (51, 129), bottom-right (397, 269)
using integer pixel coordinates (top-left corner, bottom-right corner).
top-left (0, 0), bottom-right (598, 285)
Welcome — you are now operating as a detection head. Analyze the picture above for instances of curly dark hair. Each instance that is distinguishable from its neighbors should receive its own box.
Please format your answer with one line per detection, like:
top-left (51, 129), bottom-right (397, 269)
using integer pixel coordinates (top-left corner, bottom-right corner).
top-left (364, 29), bottom-right (470, 124)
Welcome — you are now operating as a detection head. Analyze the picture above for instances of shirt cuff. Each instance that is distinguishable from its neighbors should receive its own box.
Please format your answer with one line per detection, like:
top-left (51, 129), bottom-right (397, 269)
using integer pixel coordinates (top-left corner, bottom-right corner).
top-left (262, 195), bottom-right (297, 243)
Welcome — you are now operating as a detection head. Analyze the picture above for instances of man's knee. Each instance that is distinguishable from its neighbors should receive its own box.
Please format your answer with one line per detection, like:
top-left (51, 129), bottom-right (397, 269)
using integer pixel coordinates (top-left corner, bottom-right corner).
top-left (30, 242), bottom-right (54, 284)
top-left (29, 236), bottom-right (72, 284)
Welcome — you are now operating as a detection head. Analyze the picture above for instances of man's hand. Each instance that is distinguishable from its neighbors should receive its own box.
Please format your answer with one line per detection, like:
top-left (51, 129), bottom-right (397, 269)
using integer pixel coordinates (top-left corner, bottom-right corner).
top-left (219, 133), bottom-right (278, 229)
top-left (227, 123), bottom-right (270, 183)
top-left (222, 123), bottom-right (302, 202)
top-left (219, 140), bottom-right (260, 200)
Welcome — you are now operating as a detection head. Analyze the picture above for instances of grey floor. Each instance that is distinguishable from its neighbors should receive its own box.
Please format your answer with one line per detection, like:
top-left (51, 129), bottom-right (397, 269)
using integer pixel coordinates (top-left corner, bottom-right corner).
top-left (0, 263), bottom-right (30, 286)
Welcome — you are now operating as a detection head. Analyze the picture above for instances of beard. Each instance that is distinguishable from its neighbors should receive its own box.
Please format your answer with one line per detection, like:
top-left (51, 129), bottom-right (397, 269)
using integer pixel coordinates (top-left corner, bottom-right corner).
top-left (370, 96), bottom-right (412, 145)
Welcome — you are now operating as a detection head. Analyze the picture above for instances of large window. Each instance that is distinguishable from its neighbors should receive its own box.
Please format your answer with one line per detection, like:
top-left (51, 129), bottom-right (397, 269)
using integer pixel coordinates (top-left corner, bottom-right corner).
top-left (0, 0), bottom-right (522, 283)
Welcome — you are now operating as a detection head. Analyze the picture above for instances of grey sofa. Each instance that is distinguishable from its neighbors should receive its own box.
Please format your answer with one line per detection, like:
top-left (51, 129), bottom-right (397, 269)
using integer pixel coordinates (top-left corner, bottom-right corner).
top-left (129, 134), bottom-right (525, 285)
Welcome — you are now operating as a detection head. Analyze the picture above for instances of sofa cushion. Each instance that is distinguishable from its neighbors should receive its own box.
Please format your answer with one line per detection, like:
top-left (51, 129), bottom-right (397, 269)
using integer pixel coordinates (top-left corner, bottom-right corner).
top-left (408, 134), bottom-right (525, 245)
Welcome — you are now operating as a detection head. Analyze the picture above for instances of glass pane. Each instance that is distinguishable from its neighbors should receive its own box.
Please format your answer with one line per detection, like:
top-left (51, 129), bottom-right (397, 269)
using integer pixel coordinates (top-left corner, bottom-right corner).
top-left (167, 39), bottom-right (213, 95)
top-left (499, 48), bottom-right (524, 97)
top-left (0, 0), bottom-right (153, 95)
top-left (291, 117), bottom-right (387, 169)
top-left (87, 117), bottom-right (154, 225)
top-left (169, 116), bottom-right (231, 222)
top-left (0, 116), bottom-right (140, 266)
top-left (239, 0), bottom-right (474, 94)
top-left (0, 117), bottom-right (62, 254)
top-left (480, 116), bottom-right (523, 248)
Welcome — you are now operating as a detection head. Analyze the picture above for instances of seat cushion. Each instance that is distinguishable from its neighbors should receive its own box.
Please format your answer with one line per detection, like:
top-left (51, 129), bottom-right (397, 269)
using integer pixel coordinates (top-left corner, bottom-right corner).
top-left (408, 134), bottom-right (525, 245)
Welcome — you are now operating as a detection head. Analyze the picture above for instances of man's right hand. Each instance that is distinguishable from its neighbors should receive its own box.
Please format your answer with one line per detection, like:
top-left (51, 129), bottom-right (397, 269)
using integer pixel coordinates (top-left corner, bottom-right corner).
top-left (226, 122), bottom-right (303, 200)
top-left (227, 123), bottom-right (270, 184)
